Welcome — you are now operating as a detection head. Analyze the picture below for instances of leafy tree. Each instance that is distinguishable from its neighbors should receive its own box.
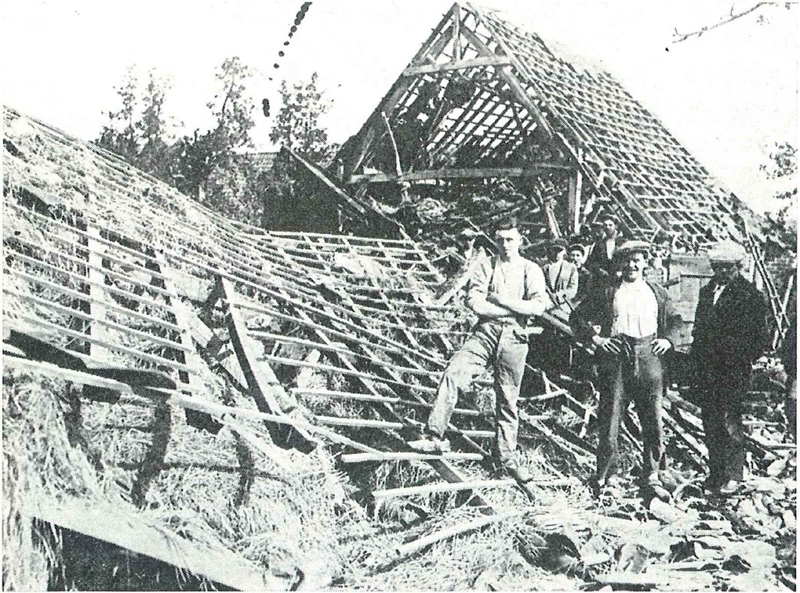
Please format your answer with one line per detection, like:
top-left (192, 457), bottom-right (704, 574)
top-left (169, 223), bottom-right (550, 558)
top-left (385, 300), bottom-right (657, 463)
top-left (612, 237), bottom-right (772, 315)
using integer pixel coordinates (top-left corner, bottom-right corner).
top-left (269, 73), bottom-right (337, 164)
top-left (758, 142), bottom-right (797, 253)
top-left (172, 57), bottom-right (256, 213)
top-left (96, 67), bottom-right (140, 163)
top-left (136, 70), bottom-right (173, 179)
top-left (95, 68), bottom-right (173, 180)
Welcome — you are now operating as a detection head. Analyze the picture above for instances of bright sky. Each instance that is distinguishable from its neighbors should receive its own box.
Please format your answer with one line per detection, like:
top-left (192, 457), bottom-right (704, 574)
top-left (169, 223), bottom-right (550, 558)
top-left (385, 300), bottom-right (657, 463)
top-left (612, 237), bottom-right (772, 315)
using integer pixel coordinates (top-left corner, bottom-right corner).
top-left (2, 1), bottom-right (798, 212)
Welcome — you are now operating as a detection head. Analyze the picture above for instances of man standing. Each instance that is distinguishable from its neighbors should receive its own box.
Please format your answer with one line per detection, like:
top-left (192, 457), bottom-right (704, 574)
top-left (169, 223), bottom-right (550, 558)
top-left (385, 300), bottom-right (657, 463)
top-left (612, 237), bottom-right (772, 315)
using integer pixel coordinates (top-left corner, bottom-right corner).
top-left (544, 238), bottom-right (579, 314)
top-left (569, 242), bottom-right (595, 306)
top-left (692, 240), bottom-right (768, 495)
top-left (572, 241), bottom-right (681, 496)
top-left (585, 213), bottom-right (623, 278)
top-left (410, 218), bottom-right (550, 479)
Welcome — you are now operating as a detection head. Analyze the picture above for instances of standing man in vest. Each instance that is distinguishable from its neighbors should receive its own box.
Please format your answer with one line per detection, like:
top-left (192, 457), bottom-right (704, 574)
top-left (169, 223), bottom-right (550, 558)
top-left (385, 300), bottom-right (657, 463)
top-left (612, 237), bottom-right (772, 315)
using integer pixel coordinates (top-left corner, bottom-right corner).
top-left (572, 241), bottom-right (681, 496)
top-left (569, 242), bottom-right (596, 307)
top-left (410, 217), bottom-right (551, 480)
top-left (585, 213), bottom-right (623, 279)
top-left (544, 238), bottom-right (579, 314)
top-left (692, 240), bottom-right (768, 495)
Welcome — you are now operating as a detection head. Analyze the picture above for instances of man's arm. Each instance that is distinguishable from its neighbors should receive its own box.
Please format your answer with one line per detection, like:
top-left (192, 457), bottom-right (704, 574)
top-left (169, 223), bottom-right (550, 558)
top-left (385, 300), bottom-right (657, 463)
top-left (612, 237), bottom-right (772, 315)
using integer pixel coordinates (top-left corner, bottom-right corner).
top-left (651, 283), bottom-right (682, 354)
top-left (487, 262), bottom-right (550, 317)
top-left (466, 258), bottom-right (514, 318)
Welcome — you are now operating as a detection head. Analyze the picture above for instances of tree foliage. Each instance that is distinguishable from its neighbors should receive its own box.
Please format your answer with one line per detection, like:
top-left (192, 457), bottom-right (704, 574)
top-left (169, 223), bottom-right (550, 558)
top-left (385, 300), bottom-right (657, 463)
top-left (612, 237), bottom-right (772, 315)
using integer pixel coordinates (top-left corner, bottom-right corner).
top-left (96, 68), bottom-right (174, 180)
top-left (758, 142), bottom-right (797, 252)
top-left (97, 61), bottom-right (338, 228)
top-left (96, 67), bottom-right (141, 165)
top-left (269, 73), bottom-right (337, 164)
top-left (172, 57), bottom-right (256, 205)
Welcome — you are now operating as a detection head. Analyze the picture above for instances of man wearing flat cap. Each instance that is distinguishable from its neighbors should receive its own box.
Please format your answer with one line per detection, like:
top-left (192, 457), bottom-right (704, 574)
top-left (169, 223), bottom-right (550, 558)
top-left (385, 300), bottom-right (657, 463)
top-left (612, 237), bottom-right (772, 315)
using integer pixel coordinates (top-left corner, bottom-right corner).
top-left (691, 240), bottom-right (768, 495)
top-left (544, 238), bottom-right (579, 314)
top-left (572, 240), bottom-right (682, 496)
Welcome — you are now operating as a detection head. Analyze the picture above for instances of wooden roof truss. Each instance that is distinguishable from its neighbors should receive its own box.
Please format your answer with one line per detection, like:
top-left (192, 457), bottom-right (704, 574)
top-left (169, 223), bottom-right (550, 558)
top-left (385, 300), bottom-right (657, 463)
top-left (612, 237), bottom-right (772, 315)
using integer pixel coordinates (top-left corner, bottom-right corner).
top-left (339, 2), bottom-right (749, 245)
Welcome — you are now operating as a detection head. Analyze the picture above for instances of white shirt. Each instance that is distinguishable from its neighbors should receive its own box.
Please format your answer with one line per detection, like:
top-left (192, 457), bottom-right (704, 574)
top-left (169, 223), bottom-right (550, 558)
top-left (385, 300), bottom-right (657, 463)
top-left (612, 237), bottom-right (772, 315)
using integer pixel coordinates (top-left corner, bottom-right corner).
top-left (712, 282), bottom-right (728, 305)
top-left (467, 255), bottom-right (551, 321)
top-left (605, 237), bottom-right (618, 261)
top-left (611, 279), bottom-right (659, 338)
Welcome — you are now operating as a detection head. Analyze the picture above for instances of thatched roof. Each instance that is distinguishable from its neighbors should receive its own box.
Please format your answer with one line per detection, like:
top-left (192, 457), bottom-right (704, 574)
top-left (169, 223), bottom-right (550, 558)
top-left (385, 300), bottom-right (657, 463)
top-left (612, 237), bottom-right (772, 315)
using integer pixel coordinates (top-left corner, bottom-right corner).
top-left (336, 2), bottom-right (751, 245)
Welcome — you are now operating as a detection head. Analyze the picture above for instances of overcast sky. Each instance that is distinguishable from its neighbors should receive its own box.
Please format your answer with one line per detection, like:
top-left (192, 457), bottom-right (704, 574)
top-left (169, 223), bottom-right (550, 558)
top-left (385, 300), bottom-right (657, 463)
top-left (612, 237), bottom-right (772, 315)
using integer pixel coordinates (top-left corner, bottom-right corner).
top-left (2, 1), bottom-right (798, 212)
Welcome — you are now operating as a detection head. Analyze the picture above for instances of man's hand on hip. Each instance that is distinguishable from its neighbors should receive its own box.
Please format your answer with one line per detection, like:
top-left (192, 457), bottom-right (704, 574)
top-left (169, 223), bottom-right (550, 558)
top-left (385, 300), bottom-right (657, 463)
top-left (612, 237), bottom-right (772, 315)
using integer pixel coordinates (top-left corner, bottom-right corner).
top-left (593, 335), bottom-right (621, 354)
top-left (651, 338), bottom-right (672, 355)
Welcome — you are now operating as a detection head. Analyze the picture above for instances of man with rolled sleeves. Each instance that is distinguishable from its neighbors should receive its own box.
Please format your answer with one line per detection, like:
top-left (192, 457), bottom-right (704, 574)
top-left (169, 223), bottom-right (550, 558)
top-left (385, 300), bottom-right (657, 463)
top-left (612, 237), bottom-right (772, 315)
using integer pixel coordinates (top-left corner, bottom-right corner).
top-left (571, 241), bottom-right (682, 496)
top-left (692, 240), bottom-right (768, 495)
top-left (410, 217), bottom-right (551, 480)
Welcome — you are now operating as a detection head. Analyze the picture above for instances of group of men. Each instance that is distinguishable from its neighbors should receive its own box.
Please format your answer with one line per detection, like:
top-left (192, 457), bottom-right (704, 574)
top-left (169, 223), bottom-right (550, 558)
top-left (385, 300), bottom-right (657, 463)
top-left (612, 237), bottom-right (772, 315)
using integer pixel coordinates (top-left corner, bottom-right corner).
top-left (411, 214), bottom-right (770, 498)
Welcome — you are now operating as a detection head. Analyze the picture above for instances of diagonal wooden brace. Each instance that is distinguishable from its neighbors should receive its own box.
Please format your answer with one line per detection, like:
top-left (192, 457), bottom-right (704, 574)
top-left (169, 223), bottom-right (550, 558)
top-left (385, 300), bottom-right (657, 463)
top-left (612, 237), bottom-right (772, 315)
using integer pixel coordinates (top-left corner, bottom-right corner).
top-left (219, 277), bottom-right (316, 453)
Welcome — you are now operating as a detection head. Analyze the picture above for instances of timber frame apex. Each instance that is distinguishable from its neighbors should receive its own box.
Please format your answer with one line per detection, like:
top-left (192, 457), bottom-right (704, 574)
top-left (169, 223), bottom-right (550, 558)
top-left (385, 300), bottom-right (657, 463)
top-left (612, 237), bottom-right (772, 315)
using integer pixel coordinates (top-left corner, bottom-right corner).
top-left (335, 1), bottom-right (753, 246)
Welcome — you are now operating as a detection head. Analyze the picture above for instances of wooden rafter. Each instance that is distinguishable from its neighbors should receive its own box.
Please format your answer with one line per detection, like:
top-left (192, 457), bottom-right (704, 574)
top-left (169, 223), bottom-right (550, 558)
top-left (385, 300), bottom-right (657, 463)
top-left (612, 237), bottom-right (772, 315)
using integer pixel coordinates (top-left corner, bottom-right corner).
top-left (219, 277), bottom-right (317, 453)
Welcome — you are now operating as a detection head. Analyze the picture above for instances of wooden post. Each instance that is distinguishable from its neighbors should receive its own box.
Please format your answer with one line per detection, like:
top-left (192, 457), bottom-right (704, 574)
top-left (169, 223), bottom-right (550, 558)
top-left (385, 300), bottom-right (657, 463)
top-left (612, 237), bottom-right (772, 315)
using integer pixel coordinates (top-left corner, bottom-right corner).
top-left (568, 167), bottom-right (583, 235)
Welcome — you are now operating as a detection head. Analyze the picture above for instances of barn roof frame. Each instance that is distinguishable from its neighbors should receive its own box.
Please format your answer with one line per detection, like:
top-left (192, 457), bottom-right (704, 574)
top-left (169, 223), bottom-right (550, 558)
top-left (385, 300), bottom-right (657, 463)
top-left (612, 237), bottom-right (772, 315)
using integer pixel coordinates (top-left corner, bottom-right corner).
top-left (337, 2), bottom-right (750, 245)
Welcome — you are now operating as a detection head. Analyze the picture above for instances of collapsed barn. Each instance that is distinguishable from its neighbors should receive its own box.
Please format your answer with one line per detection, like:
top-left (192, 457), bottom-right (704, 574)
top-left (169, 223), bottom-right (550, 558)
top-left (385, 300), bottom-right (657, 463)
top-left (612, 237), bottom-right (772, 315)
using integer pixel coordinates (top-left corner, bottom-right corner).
top-left (2, 95), bottom-right (796, 592)
top-left (1, 4), bottom-right (796, 592)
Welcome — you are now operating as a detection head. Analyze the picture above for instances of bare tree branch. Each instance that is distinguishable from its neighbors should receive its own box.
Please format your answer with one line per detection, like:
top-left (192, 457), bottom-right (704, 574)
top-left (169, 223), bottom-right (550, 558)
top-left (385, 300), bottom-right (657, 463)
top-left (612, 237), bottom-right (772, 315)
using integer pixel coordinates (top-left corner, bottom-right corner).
top-left (673, 1), bottom-right (797, 43)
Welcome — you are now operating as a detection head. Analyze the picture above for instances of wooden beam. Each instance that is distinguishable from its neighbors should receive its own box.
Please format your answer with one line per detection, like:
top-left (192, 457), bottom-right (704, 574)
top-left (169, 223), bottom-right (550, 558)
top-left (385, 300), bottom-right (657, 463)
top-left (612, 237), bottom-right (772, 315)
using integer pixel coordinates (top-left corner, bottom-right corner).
top-left (373, 478), bottom-right (516, 499)
top-left (349, 164), bottom-right (571, 184)
top-left (23, 495), bottom-right (284, 591)
top-left (283, 147), bottom-right (367, 215)
top-left (341, 451), bottom-right (484, 463)
top-left (86, 227), bottom-right (112, 362)
top-left (219, 277), bottom-right (316, 452)
top-left (459, 25), bottom-right (557, 140)
top-left (395, 510), bottom-right (522, 557)
top-left (344, 16), bottom-right (456, 177)
top-left (402, 56), bottom-right (513, 76)
top-left (453, 3), bottom-right (462, 60)
top-left (568, 166), bottom-right (583, 235)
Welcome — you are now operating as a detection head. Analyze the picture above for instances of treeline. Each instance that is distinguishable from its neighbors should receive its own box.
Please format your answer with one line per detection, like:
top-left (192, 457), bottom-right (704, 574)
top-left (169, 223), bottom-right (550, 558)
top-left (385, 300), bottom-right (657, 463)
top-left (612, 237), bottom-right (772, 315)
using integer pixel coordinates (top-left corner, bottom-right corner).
top-left (95, 58), bottom-right (337, 226)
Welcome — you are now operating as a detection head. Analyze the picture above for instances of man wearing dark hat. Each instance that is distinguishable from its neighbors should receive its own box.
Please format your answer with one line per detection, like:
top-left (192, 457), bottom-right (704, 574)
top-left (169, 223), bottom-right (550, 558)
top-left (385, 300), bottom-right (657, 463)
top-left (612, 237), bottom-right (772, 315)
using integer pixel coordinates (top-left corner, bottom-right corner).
top-left (544, 238), bottom-right (579, 314)
top-left (691, 240), bottom-right (769, 495)
top-left (585, 213), bottom-right (623, 278)
top-left (410, 217), bottom-right (551, 481)
top-left (571, 241), bottom-right (682, 496)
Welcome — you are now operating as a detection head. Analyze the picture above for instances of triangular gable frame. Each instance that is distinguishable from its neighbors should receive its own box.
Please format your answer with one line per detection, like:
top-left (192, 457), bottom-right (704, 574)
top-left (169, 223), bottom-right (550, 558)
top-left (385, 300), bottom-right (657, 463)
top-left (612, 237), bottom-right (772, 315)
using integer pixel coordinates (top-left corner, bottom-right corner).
top-left (338, 2), bottom-right (749, 245)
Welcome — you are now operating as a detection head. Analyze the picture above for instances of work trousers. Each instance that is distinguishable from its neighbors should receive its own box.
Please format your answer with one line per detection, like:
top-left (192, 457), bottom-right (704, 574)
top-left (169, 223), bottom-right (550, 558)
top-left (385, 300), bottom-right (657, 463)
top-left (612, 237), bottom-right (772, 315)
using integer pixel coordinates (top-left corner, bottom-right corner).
top-left (697, 367), bottom-right (749, 483)
top-left (428, 320), bottom-right (529, 464)
top-left (596, 335), bottom-right (665, 485)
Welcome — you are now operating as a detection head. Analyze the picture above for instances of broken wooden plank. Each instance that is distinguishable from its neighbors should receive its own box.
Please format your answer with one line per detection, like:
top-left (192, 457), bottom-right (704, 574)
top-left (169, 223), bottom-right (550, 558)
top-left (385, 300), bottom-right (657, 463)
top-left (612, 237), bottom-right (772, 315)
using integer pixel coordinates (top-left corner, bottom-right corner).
top-left (341, 451), bottom-right (484, 463)
top-left (373, 479), bottom-right (516, 499)
top-left (395, 510), bottom-right (523, 556)
top-left (23, 495), bottom-right (283, 591)
top-left (219, 278), bottom-right (316, 452)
